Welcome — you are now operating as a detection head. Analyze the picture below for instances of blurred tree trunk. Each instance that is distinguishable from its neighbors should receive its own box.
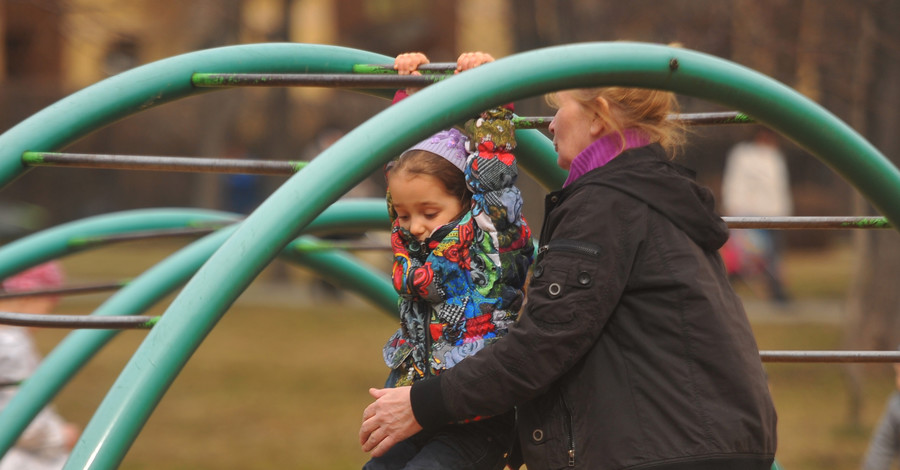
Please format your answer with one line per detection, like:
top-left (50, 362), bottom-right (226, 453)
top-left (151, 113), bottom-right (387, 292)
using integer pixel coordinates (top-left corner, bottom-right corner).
top-left (794, 0), bottom-right (822, 102)
top-left (262, 0), bottom-right (294, 283)
top-left (191, 0), bottom-right (243, 210)
top-left (843, 0), bottom-right (900, 429)
top-left (730, 0), bottom-right (778, 77)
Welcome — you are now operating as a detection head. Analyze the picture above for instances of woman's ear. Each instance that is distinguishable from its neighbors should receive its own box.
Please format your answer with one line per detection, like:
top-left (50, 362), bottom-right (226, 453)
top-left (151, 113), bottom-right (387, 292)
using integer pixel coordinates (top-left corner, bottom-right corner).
top-left (589, 97), bottom-right (611, 137)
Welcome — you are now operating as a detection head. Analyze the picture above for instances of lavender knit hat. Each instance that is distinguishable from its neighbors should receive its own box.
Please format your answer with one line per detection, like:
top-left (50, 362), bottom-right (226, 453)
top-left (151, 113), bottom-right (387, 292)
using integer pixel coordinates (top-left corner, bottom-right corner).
top-left (401, 128), bottom-right (469, 172)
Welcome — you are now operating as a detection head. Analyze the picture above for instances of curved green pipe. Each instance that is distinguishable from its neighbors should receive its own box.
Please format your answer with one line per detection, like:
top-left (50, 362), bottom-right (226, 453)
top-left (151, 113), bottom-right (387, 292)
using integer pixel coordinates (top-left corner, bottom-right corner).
top-left (0, 44), bottom-right (396, 189)
top-left (66, 42), bottom-right (900, 468)
top-left (0, 199), bottom-right (388, 278)
top-left (0, 208), bottom-right (238, 279)
top-left (0, 201), bottom-right (395, 458)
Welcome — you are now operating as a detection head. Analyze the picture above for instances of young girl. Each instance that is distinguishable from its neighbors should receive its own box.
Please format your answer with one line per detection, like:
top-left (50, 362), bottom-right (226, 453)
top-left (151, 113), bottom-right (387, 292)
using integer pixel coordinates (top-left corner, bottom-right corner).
top-left (364, 52), bottom-right (533, 470)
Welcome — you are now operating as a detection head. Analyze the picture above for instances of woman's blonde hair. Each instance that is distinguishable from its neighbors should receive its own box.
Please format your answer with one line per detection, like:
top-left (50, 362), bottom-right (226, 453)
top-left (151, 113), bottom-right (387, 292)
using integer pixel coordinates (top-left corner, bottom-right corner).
top-left (547, 87), bottom-right (687, 156)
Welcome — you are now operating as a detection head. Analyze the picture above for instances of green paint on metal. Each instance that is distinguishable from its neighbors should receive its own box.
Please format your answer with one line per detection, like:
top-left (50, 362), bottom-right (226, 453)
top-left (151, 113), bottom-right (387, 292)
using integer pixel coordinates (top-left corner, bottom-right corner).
top-left (140, 317), bottom-right (160, 329)
top-left (190, 73), bottom-right (274, 87)
top-left (289, 160), bottom-right (308, 172)
top-left (841, 217), bottom-right (891, 228)
top-left (21, 151), bottom-right (45, 165)
top-left (352, 64), bottom-right (455, 76)
top-left (511, 116), bottom-right (550, 129)
top-left (733, 113), bottom-right (755, 124)
top-left (352, 64), bottom-right (395, 75)
top-left (189, 73), bottom-right (230, 87)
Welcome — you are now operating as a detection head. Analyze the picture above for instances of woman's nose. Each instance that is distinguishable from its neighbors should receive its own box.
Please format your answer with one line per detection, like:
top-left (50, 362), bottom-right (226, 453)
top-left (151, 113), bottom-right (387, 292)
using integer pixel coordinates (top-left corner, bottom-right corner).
top-left (548, 117), bottom-right (557, 134)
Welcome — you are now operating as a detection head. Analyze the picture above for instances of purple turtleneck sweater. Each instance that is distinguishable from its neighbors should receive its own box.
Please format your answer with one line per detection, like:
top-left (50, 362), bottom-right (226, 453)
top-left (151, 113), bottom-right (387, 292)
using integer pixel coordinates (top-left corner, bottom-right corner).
top-left (563, 129), bottom-right (651, 187)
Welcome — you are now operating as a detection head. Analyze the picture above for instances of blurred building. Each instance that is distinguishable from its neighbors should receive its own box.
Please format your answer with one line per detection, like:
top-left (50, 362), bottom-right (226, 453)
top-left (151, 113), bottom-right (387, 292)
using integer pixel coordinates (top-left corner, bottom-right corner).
top-left (0, 0), bottom-right (515, 225)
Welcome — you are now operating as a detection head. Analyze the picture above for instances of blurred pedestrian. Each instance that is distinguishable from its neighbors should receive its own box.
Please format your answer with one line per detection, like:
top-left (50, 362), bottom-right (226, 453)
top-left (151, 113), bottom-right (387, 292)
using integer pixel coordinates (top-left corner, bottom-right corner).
top-left (721, 128), bottom-right (793, 303)
top-left (0, 262), bottom-right (79, 470)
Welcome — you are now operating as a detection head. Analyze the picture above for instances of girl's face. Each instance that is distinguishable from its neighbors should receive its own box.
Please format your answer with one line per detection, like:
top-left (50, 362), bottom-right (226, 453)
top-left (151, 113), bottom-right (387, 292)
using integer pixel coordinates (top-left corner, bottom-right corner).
top-left (548, 91), bottom-right (602, 170)
top-left (388, 171), bottom-right (465, 242)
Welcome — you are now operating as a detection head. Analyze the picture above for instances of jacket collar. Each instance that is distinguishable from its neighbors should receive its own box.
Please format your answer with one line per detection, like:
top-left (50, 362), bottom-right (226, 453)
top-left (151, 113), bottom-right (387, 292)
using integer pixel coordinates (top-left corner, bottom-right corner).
top-left (563, 129), bottom-right (650, 187)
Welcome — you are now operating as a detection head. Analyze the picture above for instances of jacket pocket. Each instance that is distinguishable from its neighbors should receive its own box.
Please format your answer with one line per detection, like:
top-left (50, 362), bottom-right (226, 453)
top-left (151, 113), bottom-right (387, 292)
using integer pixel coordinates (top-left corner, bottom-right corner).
top-left (517, 392), bottom-right (574, 469)
top-left (528, 239), bottom-right (602, 325)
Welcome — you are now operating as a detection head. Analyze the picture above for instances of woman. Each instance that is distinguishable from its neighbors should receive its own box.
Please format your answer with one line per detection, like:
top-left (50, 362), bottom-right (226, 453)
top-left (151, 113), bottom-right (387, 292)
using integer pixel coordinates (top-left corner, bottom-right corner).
top-left (361, 85), bottom-right (777, 470)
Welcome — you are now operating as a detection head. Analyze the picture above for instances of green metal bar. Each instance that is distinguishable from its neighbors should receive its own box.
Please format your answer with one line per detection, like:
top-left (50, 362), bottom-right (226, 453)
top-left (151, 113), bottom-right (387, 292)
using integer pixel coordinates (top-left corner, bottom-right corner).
top-left (0, 201), bottom-right (394, 461)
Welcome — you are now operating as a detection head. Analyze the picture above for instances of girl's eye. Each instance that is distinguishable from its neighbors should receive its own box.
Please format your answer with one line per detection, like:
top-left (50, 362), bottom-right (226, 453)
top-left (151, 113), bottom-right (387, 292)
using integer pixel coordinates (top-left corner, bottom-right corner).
top-left (424, 213), bottom-right (439, 220)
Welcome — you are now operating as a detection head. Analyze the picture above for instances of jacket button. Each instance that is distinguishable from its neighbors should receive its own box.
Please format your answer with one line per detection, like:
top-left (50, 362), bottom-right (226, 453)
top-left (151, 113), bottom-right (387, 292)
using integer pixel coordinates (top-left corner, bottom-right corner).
top-left (550, 196), bottom-right (559, 203)
top-left (532, 429), bottom-right (544, 442)
top-left (548, 282), bottom-right (562, 297)
top-left (577, 271), bottom-right (592, 286)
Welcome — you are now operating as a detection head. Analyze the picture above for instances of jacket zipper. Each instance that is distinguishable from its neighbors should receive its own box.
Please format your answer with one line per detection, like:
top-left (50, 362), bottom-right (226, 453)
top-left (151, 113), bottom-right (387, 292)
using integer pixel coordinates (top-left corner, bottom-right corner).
top-left (537, 238), bottom-right (602, 259)
top-left (562, 394), bottom-right (576, 466)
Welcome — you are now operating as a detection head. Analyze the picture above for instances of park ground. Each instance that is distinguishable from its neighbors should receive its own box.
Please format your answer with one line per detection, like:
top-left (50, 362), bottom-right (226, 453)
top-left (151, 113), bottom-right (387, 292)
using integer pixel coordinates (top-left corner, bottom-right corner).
top-left (27, 239), bottom-right (892, 469)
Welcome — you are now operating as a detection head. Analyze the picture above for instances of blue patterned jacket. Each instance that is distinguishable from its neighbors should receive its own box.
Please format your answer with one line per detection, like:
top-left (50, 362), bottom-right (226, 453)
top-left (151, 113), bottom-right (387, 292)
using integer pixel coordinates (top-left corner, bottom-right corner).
top-left (383, 107), bottom-right (534, 387)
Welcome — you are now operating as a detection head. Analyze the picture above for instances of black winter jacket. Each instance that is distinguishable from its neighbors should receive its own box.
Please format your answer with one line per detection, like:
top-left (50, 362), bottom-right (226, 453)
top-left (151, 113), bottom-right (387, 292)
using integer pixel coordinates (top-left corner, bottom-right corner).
top-left (411, 144), bottom-right (777, 469)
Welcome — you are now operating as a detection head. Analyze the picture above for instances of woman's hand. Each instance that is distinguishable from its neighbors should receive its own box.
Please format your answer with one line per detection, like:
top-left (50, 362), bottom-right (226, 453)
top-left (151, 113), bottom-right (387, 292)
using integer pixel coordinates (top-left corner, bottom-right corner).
top-left (359, 386), bottom-right (422, 457)
top-left (456, 51), bottom-right (494, 73)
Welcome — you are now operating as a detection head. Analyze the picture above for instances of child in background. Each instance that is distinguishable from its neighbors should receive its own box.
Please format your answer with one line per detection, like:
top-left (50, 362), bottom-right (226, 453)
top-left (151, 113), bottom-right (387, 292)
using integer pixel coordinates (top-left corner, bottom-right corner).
top-left (0, 262), bottom-right (80, 470)
top-left (363, 52), bottom-right (533, 470)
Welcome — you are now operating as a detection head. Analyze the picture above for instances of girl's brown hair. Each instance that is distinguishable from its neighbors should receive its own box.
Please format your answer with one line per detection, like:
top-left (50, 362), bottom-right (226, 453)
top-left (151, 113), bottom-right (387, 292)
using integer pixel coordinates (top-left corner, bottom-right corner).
top-left (387, 150), bottom-right (472, 209)
top-left (547, 87), bottom-right (687, 157)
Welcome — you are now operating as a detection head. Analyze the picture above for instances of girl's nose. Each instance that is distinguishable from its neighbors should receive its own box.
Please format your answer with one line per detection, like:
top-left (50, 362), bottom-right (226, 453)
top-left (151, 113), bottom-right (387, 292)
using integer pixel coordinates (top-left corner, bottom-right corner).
top-left (548, 116), bottom-right (557, 134)
top-left (410, 218), bottom-right (427, 240)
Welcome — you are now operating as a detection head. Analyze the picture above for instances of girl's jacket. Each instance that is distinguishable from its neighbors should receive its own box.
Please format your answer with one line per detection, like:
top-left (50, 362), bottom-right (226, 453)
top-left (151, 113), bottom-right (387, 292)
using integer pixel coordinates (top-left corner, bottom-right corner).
top-left (382, 106), bottom-right (534, 387)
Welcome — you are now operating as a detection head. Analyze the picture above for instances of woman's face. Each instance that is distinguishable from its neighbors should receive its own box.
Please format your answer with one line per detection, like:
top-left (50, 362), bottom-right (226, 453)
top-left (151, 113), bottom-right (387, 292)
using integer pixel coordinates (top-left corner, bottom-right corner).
top-left (548, 91), bottom-right (601, 170)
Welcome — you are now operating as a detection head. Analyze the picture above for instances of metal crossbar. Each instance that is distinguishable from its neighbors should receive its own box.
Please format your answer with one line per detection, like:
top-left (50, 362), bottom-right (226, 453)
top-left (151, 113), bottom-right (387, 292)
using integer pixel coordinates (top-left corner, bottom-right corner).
top-left (1, 303), bottom-right (896, 364)
top-left (0, 311), bottom-right (157, 329)
top-left (0, 281), bottom-right (128, 299)
top-left (22, 151), bottom-right (305, 175)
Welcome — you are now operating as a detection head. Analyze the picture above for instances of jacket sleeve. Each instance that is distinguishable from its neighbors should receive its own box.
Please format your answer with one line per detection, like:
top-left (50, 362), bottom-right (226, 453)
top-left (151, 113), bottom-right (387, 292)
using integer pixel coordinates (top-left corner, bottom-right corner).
top-left (464, 107), bottom-right (530, 254)
top-left (411, 187), bottom-right (647, 427)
